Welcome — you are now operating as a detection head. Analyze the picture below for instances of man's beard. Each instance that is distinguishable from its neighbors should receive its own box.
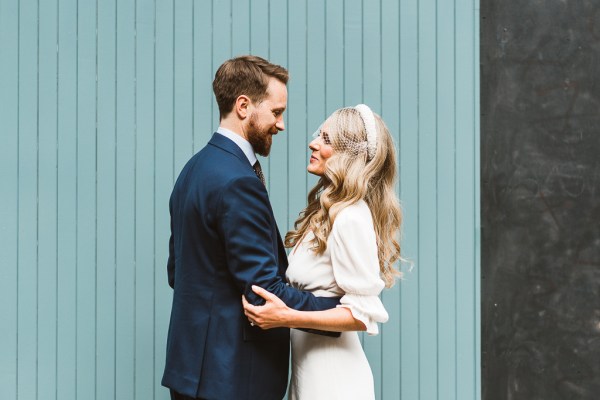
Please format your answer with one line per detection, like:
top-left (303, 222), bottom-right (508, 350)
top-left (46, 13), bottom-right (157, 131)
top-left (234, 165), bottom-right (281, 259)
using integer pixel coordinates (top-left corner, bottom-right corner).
top-left (247, 113), bottom-right (274, 157)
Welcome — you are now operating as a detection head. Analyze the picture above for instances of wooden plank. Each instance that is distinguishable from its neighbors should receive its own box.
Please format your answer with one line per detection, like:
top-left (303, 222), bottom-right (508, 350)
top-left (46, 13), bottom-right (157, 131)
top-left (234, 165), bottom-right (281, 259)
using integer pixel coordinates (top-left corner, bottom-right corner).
top-left (154, 0), bottom-right (175, 396)
top-left (75, 2), bottom-right (98, 398)
top-left (115, 0), bottom-right (136, 398)
top-left (283, 0), bottom-right (306, 231)
top-left (399, 0), bottom-right (421, 398)
top-left (474, 5), bottom-right (482, 399)
top-left (135, 1), bottom-right (156, 398)
top-left (380, 0), bottom-right (402, 397)
top-left (436, 0), bottom-right (458, 398)
top-left (173, 0), bottom-right (193, 173)
top-left (250, 0), bottom-right (269, 57)
top-left (455, 1), bottom-right (480, 398)
top-left (95, 0), bottom-right (117, 398)
top-left (0, 0), bottom-right (20, 398)
top-left (417, 0), bottom-right (439, 397)
top-left (211, 0), bottom-right (232, 132)
top-left (265, 0), bottom-right (287, 211)
top-left (305, 0), bottom-right (327, 192)
top-left (17, 2), bottom-right (39, 398)
top-left (343, 0), bottom-right (362, 106)
top-left (325, 0), bottom-right (344, 112)
top-left (37, 2), bottom-right (59, 397)
top-left (56, 0), bottom-right (78, 397)
top-left (231, 0), bottom-right (250, 56)
top-left (193, 0), bottom-right (214, 152)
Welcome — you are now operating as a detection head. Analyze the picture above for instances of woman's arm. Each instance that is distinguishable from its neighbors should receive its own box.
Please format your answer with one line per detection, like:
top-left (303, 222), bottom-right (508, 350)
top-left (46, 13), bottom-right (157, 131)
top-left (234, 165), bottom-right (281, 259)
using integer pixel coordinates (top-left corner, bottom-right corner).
top-left (242, 285), bottom-right (366, 332)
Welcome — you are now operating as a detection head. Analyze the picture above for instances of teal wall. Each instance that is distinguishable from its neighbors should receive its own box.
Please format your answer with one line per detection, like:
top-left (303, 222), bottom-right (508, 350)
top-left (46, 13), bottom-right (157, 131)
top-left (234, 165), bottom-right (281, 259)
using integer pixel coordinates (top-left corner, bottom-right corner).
top-left (0, 0), bottom-right (480, 399)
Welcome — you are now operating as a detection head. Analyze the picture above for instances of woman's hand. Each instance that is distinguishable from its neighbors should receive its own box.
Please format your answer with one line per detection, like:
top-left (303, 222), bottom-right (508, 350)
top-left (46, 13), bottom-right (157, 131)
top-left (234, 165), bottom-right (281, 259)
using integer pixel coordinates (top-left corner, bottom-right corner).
top-left (242, 285), bottom-right (294, 329)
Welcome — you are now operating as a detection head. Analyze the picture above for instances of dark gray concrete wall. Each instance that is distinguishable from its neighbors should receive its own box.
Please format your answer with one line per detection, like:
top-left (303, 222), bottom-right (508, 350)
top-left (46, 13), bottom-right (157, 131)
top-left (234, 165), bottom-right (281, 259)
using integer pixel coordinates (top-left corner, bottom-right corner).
top-left (481, 1), bottom-right (600, 399)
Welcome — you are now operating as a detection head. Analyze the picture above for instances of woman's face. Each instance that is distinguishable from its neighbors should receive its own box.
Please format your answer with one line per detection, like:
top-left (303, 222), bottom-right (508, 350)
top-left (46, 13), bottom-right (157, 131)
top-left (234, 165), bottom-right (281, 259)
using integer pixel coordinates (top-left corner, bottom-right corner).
top-left (307, 122), bottom-right (335, 176)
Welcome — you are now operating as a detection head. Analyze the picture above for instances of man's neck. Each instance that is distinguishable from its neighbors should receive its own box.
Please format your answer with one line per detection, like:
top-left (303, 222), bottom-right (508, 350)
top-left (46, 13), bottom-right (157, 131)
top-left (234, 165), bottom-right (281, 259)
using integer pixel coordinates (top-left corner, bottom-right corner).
top-left (219, 118), bottom-right (247, 140)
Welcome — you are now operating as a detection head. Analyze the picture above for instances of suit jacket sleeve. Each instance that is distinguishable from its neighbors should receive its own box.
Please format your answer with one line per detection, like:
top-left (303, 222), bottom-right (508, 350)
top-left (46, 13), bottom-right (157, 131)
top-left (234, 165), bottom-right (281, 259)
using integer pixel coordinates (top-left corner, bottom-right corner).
top-left (217, 175), bottom-right (339, 312)
top-left (167, 194), bottom-right (175, 289)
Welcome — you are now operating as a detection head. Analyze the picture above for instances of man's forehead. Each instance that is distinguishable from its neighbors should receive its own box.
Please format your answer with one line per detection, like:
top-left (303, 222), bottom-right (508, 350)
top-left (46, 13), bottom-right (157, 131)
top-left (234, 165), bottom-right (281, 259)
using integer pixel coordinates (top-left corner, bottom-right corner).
top-left (265, 81), bottom-right (287, 107)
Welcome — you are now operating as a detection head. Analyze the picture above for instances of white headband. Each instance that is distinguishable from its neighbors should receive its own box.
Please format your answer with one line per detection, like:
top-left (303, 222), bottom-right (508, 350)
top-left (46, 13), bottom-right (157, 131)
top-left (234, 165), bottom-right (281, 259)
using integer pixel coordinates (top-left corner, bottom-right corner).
top-left (354, 104), bottom-right (377, 160)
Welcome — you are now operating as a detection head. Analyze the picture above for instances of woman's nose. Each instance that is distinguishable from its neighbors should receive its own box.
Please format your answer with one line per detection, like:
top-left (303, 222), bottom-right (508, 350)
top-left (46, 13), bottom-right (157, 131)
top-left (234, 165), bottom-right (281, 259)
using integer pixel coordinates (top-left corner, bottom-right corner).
top-left (309, 138), bottom-right (319, 150)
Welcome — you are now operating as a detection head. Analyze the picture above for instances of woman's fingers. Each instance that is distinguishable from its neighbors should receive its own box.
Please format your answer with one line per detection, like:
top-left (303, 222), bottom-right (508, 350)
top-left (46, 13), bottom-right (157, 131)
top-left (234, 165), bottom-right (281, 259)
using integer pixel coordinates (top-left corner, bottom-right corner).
top-left (242, 296), bottom-right (256, 315)
top-left (251, 285), bottom-right (276, 301)
top-left (242, 286), bottom-right (287, 330)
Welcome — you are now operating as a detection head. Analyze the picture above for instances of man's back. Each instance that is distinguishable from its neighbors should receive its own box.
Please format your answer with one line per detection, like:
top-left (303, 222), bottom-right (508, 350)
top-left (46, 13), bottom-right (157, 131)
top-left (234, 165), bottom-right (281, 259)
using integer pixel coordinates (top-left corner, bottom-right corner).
top-left (162, 134), bottom-right (291, 399)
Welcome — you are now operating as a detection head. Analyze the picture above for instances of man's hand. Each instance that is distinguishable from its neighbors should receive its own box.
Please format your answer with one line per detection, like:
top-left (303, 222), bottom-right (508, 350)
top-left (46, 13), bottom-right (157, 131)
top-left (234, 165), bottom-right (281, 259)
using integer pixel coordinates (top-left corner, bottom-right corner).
top-left (242, 285), bottom-right (294, 329)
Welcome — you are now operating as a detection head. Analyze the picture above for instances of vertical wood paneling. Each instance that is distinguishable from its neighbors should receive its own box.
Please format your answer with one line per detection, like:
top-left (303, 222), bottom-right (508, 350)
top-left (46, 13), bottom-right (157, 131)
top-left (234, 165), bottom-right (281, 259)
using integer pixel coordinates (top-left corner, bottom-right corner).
top-left (135, 1), bottom-right (156, 398)
top-left (232, 0), bottom-right (250, 56)
top-left (399, 0), bottom-right (423, 398)
top-left (1, 1), bottom-right (481, 399)
top-left (381, 0), bottom-right (401, 397)
top-left (173, 0), bottom-right (193, 173)
top-left (283, 0), bottom-right (306, 230)
top-left (96, 1), bottom-right (117, 398)
top-left (343, 0), bottom-right (362, 106)
top-left (17, 1), bottom-right (39, 399)
top-left (154, 0), bottom-right (175, 397)
top-left (474, 10), bottom-right (482, 400)
top-left (265, 0), bottom-right (287, 227)
top-left (56, 0), bottom-right (78, 397)
top-left (211, 1), bottom-right (231, 135)
top-left (306, 0), bottom-right (327, 193)
top-left (418, 0), bottom-right (439, 398)
top-left (0, 2), bottom-right (19, 399)
top-left (325, 0), bottom-right (344, 112)
top-left (455, 0), bottom-right (481, 399)
top-left (193, 0), bottom-right (214, 152)
top-left (436, 0), bottom-right (458, 398)
top-left (115, 1), bottom-right (135, 398)
top-left (75, 1), bottom-right (97, 398)
top-left (37, 1), bottom-right (59, 399)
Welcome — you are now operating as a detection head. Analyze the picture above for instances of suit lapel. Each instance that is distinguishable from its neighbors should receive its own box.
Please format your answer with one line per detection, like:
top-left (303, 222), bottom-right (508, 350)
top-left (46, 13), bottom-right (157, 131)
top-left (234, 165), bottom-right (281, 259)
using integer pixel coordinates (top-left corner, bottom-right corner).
top-left (208, 132), bottom-right (252, 167)
top-left (209, 132), bottom-right (288, 273)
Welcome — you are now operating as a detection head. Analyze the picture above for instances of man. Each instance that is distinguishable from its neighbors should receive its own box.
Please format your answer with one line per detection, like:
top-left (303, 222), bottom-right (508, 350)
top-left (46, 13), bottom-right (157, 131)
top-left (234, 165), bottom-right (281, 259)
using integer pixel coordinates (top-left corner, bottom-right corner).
top-left (162, 55), bottom-right (339, 400)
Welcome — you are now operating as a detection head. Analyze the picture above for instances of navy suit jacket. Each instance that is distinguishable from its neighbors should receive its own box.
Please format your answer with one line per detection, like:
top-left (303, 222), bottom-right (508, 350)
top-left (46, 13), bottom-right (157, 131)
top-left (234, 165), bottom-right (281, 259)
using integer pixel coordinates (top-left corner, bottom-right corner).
top-left (161, 133), bottom-right (339, 399)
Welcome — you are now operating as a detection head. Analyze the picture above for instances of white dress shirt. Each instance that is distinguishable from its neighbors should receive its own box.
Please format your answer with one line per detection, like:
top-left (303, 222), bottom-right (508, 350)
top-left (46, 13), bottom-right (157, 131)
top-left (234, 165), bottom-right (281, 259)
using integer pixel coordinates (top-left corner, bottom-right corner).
top-left (216, 127), bottom-right (257, 166)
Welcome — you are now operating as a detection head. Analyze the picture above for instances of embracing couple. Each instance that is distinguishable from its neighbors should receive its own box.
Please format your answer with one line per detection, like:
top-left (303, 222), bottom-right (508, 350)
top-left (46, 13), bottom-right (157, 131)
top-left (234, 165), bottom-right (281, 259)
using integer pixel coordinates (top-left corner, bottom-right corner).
top-left (162, 55), bottom-right (403, 400)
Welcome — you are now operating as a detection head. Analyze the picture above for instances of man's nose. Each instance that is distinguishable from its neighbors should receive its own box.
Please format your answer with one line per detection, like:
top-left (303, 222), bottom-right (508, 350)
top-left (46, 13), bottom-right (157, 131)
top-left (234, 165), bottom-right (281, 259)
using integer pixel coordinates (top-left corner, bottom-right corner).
top-left (276, 118), bottom-right (285, 131)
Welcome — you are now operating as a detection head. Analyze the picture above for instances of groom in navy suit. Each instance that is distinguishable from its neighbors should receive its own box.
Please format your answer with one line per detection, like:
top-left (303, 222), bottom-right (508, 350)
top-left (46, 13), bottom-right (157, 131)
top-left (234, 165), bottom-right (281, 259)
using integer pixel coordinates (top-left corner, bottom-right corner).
top-left (162, 55), bottom-right (339, 400)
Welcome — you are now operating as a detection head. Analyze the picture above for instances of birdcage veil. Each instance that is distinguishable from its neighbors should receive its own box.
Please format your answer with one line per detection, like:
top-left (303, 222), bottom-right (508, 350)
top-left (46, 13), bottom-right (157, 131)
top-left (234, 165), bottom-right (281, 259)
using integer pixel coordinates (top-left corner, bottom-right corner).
top-left (312, 104), bottom-right (378, 160)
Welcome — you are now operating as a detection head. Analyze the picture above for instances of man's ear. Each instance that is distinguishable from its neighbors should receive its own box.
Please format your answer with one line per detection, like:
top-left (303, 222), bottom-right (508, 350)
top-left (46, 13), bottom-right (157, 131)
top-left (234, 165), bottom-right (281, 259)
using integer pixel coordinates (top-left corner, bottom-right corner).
top-left (235, 95), bottom-right (251, 119)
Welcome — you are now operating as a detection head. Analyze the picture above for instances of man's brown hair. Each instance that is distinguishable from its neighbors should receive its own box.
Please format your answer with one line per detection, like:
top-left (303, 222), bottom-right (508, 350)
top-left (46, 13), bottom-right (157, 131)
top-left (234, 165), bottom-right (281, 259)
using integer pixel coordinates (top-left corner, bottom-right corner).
top-left (212, 55), bottom-right (289, 119)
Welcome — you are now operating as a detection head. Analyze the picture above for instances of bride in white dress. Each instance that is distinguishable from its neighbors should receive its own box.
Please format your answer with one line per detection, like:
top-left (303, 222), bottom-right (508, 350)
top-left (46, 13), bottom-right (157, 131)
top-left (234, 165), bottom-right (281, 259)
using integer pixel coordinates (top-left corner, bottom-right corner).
top-left (243, 104), bottom-right (403, 400)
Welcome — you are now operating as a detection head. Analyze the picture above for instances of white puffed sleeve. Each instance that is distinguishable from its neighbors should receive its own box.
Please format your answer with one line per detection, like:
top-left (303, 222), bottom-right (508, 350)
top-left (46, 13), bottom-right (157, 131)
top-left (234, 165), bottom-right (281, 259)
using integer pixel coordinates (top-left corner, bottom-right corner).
top-left (329, 203), bottom-right (389, 335)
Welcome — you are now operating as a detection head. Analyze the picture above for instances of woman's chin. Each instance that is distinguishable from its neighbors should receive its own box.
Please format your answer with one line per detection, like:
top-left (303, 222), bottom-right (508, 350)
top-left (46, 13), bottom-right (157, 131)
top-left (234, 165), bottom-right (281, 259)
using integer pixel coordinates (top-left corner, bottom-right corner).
top-left (306, 166), bottom-right (322, 177)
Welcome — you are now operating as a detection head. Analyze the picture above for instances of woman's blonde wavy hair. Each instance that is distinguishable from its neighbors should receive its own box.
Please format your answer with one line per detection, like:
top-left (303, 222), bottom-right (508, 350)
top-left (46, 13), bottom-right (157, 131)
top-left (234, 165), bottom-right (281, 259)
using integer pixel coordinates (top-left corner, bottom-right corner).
top-left (285, 107), bottom-right (402, 287)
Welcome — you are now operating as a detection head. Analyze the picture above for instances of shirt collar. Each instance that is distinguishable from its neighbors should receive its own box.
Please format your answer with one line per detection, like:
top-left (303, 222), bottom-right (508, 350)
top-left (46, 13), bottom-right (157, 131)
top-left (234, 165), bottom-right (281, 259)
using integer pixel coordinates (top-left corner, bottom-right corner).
top-left (216, 127), bottom-right (257, 166)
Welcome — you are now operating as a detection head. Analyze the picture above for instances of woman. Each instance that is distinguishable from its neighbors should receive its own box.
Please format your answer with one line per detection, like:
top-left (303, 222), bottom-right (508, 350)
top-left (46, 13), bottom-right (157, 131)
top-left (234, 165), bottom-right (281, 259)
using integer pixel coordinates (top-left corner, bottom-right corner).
top-left (243, 104), bottom-right (402, 400)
